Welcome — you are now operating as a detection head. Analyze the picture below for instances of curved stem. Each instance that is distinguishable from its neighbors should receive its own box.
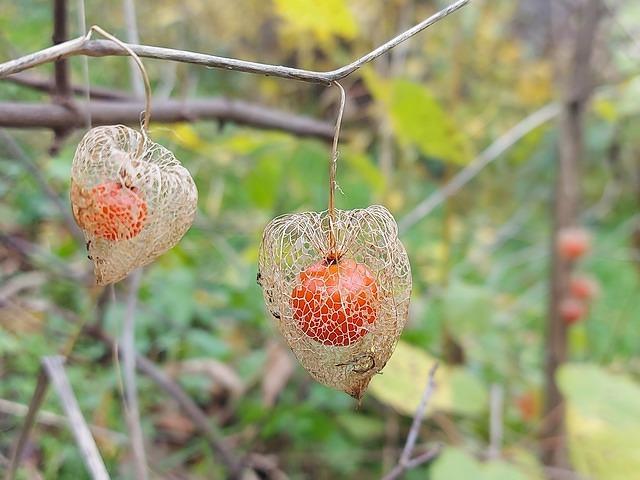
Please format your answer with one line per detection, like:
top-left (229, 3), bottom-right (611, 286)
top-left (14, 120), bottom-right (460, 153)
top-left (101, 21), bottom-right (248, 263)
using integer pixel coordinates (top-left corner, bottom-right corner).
top-left (328, 81), bottom-right (346, 256)
top-left (0, 1), bottom-right (470, 84)
top-left (88, 26), bottom-right (151, 135)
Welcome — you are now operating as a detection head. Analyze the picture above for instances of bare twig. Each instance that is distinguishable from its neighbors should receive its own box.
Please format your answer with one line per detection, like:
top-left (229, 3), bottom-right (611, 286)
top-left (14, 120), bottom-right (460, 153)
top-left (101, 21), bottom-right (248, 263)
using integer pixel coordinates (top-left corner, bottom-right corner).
top-left (2, 313), bottom-right (92, 480)
top-left (0, 398), bottom-right (126, 444)
top-left (399, 103), bottom-right (560, 232)
top-left (52, 0), bottom-right (70, 99)
top-left (0, 99), bottom-right (334, 140)
top-left (542, 0), bottom-right (602, 474)
top-left (5, 72), bottom-right (131, 100)
top-left (0, 271), bottom-right (45, 303)
top-left (83, 325), bottom-right (243, 477)
top-left (0, 234), bottom-right (88, 282)
top-left (4, 370), bottom-right (49, 480)
top-left (382, 363), bottom-right (439, 480)
top-left (120, 269), bottom-right (148, 480)
top-left (488, 384), bottom-right (504, 460)
top-left (75, 0), bottom-right (91, 129)
top-left (50, 0), bottom-right (74, 154)
top-left (404, 445), bottom-right (443, 470)
top-left (0, 1), bottom-right (470, 82)
top-left (328, 81), bottom-right (347, 253)
top-left (42, 356), bottom-right (110, 480)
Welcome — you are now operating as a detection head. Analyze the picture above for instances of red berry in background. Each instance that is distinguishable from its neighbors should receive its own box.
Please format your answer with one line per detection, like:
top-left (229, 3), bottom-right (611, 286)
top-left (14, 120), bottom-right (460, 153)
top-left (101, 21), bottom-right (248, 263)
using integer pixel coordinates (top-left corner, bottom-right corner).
top-left (516, 391), bottom-right (538, 421)
top-left (291, 258), bottom-right (379, 346)
top-left (569, 275), bottom-right (600, 300)
top-left (557, 227), bottom-right (591, 261)
top-left (559, 297), bottom-right (586, 325)
top-left (72, 180), bottom-right (147, 241)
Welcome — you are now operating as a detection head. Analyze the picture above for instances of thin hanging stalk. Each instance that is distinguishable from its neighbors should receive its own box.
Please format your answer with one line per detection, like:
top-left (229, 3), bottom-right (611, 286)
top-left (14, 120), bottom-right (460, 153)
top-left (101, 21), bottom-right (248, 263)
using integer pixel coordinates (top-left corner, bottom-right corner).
top-left (327, 81), bottom-right (346, 257)
top-left (88, 26), bottom-right (151, 137)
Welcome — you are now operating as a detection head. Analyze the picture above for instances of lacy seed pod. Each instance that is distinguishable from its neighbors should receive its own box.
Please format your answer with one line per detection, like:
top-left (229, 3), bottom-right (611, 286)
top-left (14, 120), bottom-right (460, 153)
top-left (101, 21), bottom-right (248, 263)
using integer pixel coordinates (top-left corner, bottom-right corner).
top-left (71, 125), bottom-right (197, 285)
top-left (258, 205), bottom-right (411, 399)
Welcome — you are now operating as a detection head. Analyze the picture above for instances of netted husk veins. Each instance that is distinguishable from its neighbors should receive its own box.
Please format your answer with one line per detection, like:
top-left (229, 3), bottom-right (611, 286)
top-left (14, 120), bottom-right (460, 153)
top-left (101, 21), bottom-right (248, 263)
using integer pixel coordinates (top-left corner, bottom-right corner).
top-left (258, 205), bottom-right (411, 399)
top-left (71, 125), bottom-right (197, 285)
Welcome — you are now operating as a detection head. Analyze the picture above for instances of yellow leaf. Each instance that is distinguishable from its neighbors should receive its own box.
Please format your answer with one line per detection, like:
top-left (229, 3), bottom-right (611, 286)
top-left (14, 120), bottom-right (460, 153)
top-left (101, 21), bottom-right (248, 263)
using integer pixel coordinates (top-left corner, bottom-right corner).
top-left (516, 61), bottom-right (552, 106)
top-left (171, 124), bottom-right (206, 152)
top-left (369, 341), bottom-right (487, 417)
top-left (388, 80), bottom-right (473, 165)
top-left (593, 99), bottom-right (618, 122)
top-left (274, 0), bottom-right (358, 46)
top-left (559, 363), bottom-right (640, 480)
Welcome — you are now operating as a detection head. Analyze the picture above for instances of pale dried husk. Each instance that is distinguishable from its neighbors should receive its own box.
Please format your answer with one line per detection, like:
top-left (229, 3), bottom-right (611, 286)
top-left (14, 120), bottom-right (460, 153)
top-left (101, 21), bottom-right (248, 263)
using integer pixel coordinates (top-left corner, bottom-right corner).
top-left (71, 125), bottom-right (197, 285)
top-left (258, 205), bottom-right (411, 399)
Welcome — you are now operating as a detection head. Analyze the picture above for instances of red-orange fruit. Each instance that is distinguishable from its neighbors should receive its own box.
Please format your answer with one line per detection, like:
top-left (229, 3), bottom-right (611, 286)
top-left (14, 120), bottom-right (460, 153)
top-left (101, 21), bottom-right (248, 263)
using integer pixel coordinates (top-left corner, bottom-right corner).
top-left (291, 258), bottom-right (379, 346)
top-left (516, 391), bottom-right (538, 421)
top-left (73, 181), bottom-right (147, 241)
top-left (557, 227), bottom-right (591, 261)
top-left (559, 297), bottom-right (586, 325)
top-left (569, 275), bottom-right (599, 300)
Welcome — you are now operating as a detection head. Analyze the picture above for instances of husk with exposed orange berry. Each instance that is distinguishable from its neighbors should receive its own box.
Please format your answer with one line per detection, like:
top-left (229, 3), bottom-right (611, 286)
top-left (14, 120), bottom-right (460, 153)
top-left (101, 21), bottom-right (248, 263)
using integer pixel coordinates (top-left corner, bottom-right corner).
top-left (257, 205), bottom-right (411, 399)
top-left (71, 125), bottom-right (197, 285)
top-left (69, 28), bottom-right (197, 285)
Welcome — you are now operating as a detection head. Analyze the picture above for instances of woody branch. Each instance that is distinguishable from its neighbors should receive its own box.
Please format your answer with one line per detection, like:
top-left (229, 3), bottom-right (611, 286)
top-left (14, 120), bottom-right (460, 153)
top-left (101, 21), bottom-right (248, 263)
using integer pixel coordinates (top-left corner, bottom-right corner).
top-left (0, 0), bottom-right (469, 83)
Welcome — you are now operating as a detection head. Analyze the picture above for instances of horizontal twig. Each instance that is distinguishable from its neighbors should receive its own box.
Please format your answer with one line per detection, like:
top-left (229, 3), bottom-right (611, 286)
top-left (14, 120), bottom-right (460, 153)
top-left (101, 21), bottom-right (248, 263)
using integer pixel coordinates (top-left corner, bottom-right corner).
top-left (0, 398), bottom-right (126, 444)
top-left (0, 1), bottom-right (469, 83)
top-left (5, 72), bottom-right (131, 100)
top-left (83, 325), bottom-right (243, 478)
top-left (382, 363), bottom-right (439, 480)
top-left (5, 370), bottom-right (50, 480)
top-left (42, 356), bottom-right (110, 480)
top-left (0, 99), bottom-right (334, 140)
top-left (120, 269), bottom-right (148, 480)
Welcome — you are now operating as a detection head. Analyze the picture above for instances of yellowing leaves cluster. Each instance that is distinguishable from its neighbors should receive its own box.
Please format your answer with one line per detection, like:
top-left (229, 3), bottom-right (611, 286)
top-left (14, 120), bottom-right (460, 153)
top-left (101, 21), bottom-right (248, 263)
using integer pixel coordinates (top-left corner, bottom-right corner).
top-left (274, 0), bottom-right (358, 47)
top-left (369, 341), bottom-right (487, 417)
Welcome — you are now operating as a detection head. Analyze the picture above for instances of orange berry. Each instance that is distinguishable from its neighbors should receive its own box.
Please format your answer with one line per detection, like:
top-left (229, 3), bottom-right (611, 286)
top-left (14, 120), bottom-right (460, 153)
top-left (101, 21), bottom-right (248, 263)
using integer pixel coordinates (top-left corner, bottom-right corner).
top-left (291, 258), bottom-right (379, 346)
top-left (516, 391), bottom-right (538, 421)
top-left (559, 297), bottom-right (586, 325)
top-left (557, 227), bottom-right (591, 261)
top-left (72, 181), bottom-right (147, 241)
top-left (569, 275), bottom-right (599, 300)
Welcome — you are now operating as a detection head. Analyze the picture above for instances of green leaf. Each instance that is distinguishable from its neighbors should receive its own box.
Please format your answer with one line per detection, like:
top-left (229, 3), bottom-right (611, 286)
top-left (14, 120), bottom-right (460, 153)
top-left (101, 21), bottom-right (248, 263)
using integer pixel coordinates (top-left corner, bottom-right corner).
top-left (343, 151), bottom-right (385, 194)
top-left (246, 154), bottom-right (284, 208)
top-left (442, 281), bottom-right (494, 337)
top-left (558, 363), bottom-right (640, 428)
top-left (336, 413), bottom-right (384, 441)
top-left (558, 363), bottom-right (640, 480)
top-left (389, 80), bottom-right (473, 165)
top-left (432, 448), bottom-right (530, 480)
top-left (431, 448), bottom-right (479, 479)
top-left (369, 341), bottom-right (487, 417)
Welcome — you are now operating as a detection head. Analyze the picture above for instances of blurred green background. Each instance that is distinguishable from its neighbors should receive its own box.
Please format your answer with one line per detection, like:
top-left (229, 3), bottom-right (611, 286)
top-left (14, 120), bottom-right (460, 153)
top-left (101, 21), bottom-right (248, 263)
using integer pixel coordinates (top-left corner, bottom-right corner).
top-left (1, 0), bottom-right (639, 479)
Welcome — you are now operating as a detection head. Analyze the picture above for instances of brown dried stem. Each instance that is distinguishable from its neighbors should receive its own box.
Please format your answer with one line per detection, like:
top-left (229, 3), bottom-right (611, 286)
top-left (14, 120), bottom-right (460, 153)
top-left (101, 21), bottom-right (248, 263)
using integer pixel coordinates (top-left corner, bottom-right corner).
top-left (119, 269), bottom-right (148, 480)
top-left (381, 363), bottom-right (440, 480)
top-left (88, 26), bottom-right (151, 136)
top-left (327, 81), bottom-right (346, 255)
top-left (0, 98), bottom-right (334, 140)
top-left (41, 356), bottom-right (110, 480)
top-left (0, 1), bottom-right (470, 83)
top-left (83, 325), bottom-right (244, 478)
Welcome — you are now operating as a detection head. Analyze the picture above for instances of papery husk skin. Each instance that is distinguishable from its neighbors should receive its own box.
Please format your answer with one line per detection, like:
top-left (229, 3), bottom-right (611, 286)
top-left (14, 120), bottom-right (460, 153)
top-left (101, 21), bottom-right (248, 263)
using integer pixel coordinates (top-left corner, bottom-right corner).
top-left (258, 205), bottom-right (411, 399)
top-left (71, 125), bottom-right (197, 285)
